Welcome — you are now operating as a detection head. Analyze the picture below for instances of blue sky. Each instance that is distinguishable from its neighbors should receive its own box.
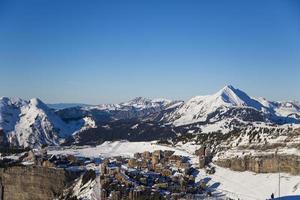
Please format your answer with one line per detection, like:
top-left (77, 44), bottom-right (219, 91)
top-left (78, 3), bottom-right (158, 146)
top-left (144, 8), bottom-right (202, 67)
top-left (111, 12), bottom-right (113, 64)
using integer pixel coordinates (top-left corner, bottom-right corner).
top-left (0, 0), bottom-right (299, 104)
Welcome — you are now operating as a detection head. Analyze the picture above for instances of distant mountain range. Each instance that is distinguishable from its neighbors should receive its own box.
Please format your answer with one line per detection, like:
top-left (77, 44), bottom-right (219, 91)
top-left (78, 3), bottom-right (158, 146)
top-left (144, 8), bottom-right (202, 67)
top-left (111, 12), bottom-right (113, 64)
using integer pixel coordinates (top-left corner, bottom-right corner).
top-left (47, 103), bottom-right (91, 110)
top-left (0, 85), bottom-right (299, 148)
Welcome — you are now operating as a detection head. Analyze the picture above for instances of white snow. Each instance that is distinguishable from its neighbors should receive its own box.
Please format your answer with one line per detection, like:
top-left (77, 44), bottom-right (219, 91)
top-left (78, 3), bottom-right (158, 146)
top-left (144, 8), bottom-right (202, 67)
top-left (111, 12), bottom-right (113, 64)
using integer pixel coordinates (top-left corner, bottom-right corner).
top-left (169, 85), bottom-right (300, 127)
top-left (48, 140), bottom-right (191, 158)
top-left (0, 97), bottom-right (84, 147)
top-left (72, 176), bottom-right (97, 200)
top-left (95, 97), bottom-right (174, 111)
top-left (197, 165), bottom-right (300, 200)
top-left (0, 97), bottom-right (26, 133)
top-left (7, 98), bottom-right (72, 147)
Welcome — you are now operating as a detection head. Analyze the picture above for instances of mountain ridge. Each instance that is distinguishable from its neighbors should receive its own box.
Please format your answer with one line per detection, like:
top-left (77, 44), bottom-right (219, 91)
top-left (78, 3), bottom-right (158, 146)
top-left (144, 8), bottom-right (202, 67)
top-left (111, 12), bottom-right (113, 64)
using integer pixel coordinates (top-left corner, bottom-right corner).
top-left (0, 85), bottom-right (299, 147)
top-left (167, 85), bottom-right (300, 126)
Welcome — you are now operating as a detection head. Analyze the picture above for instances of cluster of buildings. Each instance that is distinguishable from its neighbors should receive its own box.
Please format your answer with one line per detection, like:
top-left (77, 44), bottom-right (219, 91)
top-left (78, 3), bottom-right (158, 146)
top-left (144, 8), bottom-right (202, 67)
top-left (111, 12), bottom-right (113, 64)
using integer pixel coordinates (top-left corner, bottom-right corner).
top-left (0, 145), bottom-right (216, 199)
top-left (100, 150), bottom-right (209, 200)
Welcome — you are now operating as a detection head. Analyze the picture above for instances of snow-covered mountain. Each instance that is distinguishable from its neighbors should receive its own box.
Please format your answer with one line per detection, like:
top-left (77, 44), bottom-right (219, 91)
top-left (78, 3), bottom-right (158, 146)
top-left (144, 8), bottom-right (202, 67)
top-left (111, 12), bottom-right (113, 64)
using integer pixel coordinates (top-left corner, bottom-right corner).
top-left (57, 97), bottom-right (181, 123)
top-left (0, 86), bottom-right (299, 148)
top-left (0, 97), bottom-right (76, 148)
top-left (166, 85), bottom-right (300, 128)
top-left (0, 97), bottom-right (181, 147)
top-left (95, 97), bottom-right (174, 111)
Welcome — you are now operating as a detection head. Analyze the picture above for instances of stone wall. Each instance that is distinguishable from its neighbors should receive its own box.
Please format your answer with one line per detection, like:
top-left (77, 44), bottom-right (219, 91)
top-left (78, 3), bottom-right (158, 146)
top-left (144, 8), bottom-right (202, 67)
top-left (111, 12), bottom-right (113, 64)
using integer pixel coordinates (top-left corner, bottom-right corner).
top-left (215, 154), bottom-right (300, 175)
top-left (0, 166), bottom-right (76, 200)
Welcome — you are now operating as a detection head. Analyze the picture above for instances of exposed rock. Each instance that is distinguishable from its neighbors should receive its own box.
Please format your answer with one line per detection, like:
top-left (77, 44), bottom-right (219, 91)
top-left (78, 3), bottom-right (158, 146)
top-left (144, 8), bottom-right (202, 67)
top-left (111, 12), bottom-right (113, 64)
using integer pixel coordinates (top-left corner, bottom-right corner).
top-left (42, 160), bottom-right (56, 168)
top-left (215, 154), bottom-right (300, 175)
top-left (22, 150), bottom-right (36, 162)
top-left (0, 166), bottom-right (77, 200)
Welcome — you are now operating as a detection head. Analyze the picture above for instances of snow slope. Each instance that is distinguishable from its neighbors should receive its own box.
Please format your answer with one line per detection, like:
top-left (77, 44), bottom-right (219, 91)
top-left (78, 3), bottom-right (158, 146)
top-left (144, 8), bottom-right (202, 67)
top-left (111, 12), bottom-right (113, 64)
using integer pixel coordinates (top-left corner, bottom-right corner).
top-left (0, 97), bottom-right (26, 133)
top-left (167, 85), bottom-right (300, 127)
top-left (6, 98), bottom-right (74, 147)
top-left (48, 140), bottom-right (191, 158)
top-left (0, 97), bottom-right (181, 148)
top-left (0, 97), bottom-right (84, 147)
top-left (94, 97), bottom-right (173, 111)
top-left (197, 165), bottom-right (300, 200)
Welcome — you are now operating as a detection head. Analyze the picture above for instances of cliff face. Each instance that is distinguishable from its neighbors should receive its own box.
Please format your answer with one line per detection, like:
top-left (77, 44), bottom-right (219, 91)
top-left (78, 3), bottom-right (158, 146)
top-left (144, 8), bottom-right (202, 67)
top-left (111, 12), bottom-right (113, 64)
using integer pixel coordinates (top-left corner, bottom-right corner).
top-left (211, 128), bottom-right (300, 175)
top-left (0, 166), bottom-right (76, 200)
top-left (215, 154), bottom-right (300, 175)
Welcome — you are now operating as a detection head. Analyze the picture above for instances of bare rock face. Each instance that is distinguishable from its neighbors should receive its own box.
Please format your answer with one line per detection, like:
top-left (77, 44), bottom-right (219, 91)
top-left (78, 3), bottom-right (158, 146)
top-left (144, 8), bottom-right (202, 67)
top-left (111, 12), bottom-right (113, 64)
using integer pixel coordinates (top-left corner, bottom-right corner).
top-left (215, 154), bottom-right (300, 175)
top-left (0, 166), bottom-right (77, 200)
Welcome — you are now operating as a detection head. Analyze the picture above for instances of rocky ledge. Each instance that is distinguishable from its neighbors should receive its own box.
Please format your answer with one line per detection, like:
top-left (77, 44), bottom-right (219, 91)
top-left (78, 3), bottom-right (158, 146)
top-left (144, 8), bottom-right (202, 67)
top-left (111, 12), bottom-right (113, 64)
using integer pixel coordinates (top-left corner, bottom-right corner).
top-left (0, 166), bottom-right (77, 200)
top-left (214, 154), bottom-right (300, 175)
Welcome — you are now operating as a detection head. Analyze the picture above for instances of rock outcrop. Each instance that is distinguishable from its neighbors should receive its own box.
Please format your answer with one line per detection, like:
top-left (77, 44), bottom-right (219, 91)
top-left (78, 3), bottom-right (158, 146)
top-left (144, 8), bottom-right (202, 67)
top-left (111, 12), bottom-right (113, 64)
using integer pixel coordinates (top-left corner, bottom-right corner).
top-left (215, 154), bottom-right (300, 175)
top-left (0, 166), bottom-right (77, 200)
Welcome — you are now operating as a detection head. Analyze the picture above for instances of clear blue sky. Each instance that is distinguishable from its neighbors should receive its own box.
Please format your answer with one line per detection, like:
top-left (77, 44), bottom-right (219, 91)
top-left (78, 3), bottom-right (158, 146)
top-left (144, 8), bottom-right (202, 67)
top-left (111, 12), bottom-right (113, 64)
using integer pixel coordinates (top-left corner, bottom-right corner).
top-left (0, 0), bottom-right (299, 104)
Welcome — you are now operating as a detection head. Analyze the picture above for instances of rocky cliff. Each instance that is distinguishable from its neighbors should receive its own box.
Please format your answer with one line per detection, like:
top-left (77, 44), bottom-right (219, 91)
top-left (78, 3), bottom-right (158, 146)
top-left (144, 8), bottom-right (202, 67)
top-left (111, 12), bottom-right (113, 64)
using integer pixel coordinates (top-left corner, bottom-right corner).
top-left (215, 154), bottom-right (300, 175)
top-left (0, 166), bottom-right (77, 200)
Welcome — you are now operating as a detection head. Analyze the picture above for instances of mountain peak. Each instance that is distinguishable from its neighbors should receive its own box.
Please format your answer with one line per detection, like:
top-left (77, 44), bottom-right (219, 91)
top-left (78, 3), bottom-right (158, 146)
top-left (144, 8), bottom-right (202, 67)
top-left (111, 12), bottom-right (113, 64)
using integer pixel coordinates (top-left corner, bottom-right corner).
top-left (217, 85), bottom-right (238, 95)
top-left (30, 98), bottom-right (43, 105)
top-left (29, 98), bottom-right (49, 110)
top-left (124, 97), bottom-right (151, 106)
top-left (214, 85), bottom-right (263, 109)
top-left (222, 85), bottom-right (235, 90)
top-left (215, 85), bottom-right (242, 104)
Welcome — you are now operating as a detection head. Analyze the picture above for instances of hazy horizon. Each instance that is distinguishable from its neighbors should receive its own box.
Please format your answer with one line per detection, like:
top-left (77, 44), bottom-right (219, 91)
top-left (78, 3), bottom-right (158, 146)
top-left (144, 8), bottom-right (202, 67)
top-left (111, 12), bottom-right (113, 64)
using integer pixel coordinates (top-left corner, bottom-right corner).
top-left (2, 84), bottom-right (299, 105)
top-left (1, 0), bottom-right (300, 104)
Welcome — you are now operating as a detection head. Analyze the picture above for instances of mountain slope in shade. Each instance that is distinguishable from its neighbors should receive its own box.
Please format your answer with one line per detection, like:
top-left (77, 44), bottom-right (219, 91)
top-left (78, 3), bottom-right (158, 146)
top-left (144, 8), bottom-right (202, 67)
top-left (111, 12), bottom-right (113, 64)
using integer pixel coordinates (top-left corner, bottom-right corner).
top-left (95, 97), bottom-right (173, 111)
top-left (47, 103), bottom-right (91, 110)
top-left (57, 97), bottom-right (181, 123)
top-left (0, 97), bottom-right (26, 133)
top-left (167, 85), bottom-right (300, 126)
